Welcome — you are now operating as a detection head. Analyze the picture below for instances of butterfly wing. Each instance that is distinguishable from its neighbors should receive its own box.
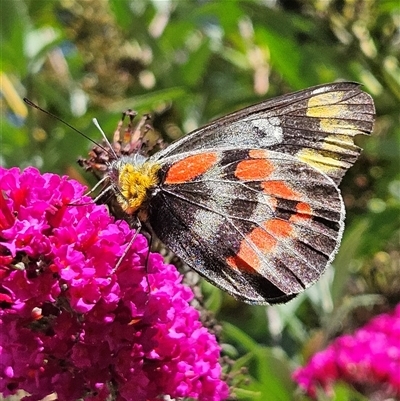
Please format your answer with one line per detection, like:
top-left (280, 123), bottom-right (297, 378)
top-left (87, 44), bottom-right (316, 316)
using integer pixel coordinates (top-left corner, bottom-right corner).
top-left (153, 82), bottom-right (375, 185)
top-left (147, 149), bottom-right (345, 304)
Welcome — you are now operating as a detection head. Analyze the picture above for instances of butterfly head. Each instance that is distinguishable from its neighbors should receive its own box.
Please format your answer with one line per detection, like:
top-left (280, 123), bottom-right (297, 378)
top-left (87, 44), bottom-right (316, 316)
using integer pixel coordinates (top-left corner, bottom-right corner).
top-left (76, 109), bottom-right (166, 218)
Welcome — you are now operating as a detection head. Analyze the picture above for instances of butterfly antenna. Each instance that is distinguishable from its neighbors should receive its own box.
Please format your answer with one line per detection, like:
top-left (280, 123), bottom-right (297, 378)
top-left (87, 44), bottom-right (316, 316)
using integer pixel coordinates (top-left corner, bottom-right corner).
top-left (23, 98), bottom-right (116, 159)
top-left (92, 118), bottom-right (118, 159)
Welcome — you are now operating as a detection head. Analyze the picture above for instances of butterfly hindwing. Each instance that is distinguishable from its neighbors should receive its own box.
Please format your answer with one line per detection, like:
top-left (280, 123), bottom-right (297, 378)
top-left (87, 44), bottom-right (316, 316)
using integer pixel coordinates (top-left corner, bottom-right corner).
top-left (147, 148), bottom-right (344, 304)
top-left (153, 82), bottom-right (375, 185)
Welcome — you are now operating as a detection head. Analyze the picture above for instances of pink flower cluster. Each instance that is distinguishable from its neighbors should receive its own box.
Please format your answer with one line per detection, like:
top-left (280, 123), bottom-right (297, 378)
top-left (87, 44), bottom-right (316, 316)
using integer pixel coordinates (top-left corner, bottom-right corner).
top-left (293, 305), bottom-right (400, 398)
top-left (0, 167), bottom-right (229, 401)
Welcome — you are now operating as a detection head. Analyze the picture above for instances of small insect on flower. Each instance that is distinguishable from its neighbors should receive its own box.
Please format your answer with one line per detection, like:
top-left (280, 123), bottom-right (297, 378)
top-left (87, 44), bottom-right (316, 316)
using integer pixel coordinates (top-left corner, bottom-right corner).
top-left (27, 82), bottom-right (376, 305)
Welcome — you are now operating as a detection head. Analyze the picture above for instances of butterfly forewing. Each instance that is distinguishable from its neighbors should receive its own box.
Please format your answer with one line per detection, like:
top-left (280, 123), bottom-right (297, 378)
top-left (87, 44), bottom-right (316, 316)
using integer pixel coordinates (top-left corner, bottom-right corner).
top-left (153, 82), bottom-right (375, 185)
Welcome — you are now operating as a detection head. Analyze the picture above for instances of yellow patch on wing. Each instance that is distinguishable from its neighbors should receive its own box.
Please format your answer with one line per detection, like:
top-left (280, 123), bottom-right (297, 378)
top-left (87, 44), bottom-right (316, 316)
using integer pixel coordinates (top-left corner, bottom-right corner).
top-left (318, 118), bottom-right (359, 135)
top-left (297, 148), bottom-right (345, 175)
top-left (306, 91), bottom-right (363, 135)
top-left (306, 92), bottom-right (346, 119)
top-left (299, 91), bottom-right (366, 175)
top-left (321, 134), bottom-right (355, 153)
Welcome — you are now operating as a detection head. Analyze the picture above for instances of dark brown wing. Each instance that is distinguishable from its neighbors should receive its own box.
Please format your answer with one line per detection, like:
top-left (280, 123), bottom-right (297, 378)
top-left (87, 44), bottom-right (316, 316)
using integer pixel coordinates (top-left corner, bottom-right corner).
top-left (148, 148), bottom-right (344, 304)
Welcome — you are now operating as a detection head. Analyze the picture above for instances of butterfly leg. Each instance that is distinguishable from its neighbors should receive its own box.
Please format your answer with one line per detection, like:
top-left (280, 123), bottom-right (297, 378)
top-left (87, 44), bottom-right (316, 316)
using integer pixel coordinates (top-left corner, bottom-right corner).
top-left (112, 216), bottom-right (142, 273)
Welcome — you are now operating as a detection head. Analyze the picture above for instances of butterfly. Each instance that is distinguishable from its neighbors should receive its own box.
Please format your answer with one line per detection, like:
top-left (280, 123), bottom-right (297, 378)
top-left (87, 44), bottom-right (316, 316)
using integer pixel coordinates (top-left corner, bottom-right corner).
top-left (83, 82), bottom-right (375, 305)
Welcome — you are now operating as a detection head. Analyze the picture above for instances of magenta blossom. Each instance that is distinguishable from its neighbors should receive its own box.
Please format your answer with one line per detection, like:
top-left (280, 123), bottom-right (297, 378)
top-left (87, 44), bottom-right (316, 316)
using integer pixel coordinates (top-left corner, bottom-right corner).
top-left (293, 305), bottom-right (400, 398)
top-left (0, 167), bottom-right (229, 401)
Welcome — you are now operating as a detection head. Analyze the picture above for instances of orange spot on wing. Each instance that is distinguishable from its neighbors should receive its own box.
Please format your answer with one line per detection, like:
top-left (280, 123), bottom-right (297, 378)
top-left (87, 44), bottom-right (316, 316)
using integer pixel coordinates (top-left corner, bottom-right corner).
top-left (164, 152), bottom-right (218, 184)
top-left (227, 218), bottom-right (295, 273)
top-left (269, 197), bottom-right (278, 211)
top-left (296, 202), bottom-right (312, 214)
top-left (226, 226), bottom-right (277, 273)
top-left (262, 181), bottom-right (299, 200)
top-left (250, 226), bottom-right (277, 252)
top-left (290, 202), bottom-right (313, 223)
top-left (235, 159), bottom-right (274, 181)
top-left (249, 149), bottom-right (269, 158)
top-left (264, 219), bottom-right (293, 238)
top-left (227, 243), bottom-right (259, 273)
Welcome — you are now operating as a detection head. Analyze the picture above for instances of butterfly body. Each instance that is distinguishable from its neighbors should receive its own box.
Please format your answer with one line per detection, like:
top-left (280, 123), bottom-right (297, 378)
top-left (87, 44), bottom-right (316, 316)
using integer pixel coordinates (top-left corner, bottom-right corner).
top-left (103, 82), bottom-right (375, 304)
top-left (109, 155), bottom-right (160, 214)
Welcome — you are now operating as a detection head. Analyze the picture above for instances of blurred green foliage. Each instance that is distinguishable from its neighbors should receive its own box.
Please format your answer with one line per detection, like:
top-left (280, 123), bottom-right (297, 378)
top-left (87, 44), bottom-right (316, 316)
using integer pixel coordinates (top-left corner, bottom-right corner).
top-left (1, 0), bottom-right (399, 400)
